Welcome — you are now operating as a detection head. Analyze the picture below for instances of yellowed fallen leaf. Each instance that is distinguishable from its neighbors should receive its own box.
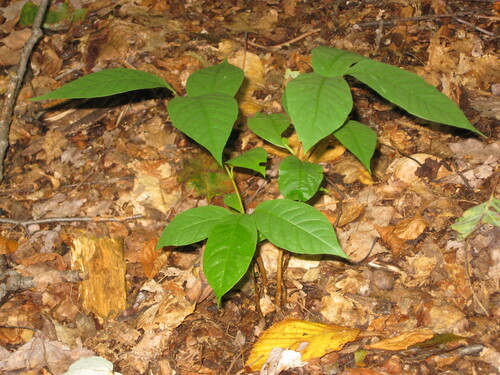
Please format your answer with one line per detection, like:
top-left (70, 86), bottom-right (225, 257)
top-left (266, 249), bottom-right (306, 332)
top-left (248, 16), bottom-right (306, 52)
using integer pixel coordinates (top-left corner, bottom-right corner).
top-left (365, 329), bottom-right (434, 350)
top-left (246, 319), bottom-right (360, 371)
top-left (0, 236), bottom-right (18, 254)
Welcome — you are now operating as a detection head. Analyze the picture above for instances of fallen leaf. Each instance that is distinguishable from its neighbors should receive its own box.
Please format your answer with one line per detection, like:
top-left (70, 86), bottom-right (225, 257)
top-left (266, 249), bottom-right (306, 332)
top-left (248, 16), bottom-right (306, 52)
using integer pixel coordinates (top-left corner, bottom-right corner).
top-left (365, 329), bottom-right (434, 350)
top-left (246, 319), bottom-right (360, 371)
top-left (0, 236), bottom-right (18, 254)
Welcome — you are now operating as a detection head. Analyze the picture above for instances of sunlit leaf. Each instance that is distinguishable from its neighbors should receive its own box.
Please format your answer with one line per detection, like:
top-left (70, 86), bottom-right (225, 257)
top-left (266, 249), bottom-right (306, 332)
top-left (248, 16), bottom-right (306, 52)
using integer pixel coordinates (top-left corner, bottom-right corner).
top-left (246, 319), bottom-right (360, 371)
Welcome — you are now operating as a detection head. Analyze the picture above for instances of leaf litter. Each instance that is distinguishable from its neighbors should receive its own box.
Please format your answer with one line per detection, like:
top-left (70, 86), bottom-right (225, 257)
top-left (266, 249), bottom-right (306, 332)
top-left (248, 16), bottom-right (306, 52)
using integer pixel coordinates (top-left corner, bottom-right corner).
top-left (0, 0), bottom-right (498, 374)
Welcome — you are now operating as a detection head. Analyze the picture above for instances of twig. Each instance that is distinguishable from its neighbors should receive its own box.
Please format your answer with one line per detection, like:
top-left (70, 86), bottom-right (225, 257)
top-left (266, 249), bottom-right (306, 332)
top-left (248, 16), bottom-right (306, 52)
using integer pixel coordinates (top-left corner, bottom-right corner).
top-left (0, 214), bottom-right (143, 234)
top-left (240, 28), bottom-right (321, 50)
top-left (0, 0), bottom-right (51, 182)
top-left (357, 12), bottom-right (473, 27)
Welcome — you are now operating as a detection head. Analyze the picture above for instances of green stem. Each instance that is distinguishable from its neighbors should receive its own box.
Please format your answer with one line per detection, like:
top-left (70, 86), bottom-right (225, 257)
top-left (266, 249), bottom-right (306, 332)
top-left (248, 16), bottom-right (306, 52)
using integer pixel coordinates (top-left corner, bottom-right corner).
top-left (224, 165), bottom-right (245, 213)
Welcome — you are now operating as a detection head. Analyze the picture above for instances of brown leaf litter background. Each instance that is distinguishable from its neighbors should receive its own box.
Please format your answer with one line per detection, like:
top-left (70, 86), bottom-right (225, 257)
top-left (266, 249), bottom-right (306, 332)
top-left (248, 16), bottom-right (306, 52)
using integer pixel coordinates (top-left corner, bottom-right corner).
top-left (0, 0), bottom-right (498, 374)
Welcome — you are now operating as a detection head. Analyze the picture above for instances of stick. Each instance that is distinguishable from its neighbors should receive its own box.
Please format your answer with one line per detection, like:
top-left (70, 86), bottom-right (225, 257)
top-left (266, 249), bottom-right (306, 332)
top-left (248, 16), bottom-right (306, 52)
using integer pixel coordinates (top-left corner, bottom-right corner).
top-left (0, 0), bottom-right (51, 182)
top-left (0, 214), bottom-right (143, 234)
top-left (357, 12), bottom-right (473, 27)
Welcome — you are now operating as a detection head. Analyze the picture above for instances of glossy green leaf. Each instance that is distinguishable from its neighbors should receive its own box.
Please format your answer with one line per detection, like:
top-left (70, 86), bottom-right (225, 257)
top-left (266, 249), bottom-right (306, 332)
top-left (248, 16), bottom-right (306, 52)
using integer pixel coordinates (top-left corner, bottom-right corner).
top-left (312, 46), bottom-right (366, 77)
top-left (226, 148), bottom-right (268, 177)
top-left (253, 199), bottom-right (346, 257)
top-left (285, 73), bottom-right (353, 152)
top-left (224, 194), bottom-right (244, 213)
top-left (168, 93), bottom-right (238, 165)
top-left (333, 120), bottom-right (377, 173)
top-left (278, 156), bottom-right (323, 202)
top-left (31, 68), bottom-right (175, 100)
top-left (346, 59), bottom-right (483, 135)
top-left (247, 113), bottom-right (290, 148)
top-left (450, 197), bottom-right (499, 239)
top-left (203, 214), bottom-right (258, 304)
top-left (157, 206), bottom-right (231, 248)
top-left (186, 61), bottom-right (245, 97)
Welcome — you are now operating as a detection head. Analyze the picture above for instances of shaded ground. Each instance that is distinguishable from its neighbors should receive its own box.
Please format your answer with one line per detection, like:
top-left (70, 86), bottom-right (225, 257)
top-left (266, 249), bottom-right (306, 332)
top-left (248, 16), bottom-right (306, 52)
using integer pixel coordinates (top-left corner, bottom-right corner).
top-left (0, 0), bottom-right (499, 374)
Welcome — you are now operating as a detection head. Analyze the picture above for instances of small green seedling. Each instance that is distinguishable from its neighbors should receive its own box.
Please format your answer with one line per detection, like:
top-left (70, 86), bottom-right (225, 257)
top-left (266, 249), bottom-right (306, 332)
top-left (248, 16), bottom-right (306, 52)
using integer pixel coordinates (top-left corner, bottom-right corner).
top-left (32, 47), bottom-right (483, 305)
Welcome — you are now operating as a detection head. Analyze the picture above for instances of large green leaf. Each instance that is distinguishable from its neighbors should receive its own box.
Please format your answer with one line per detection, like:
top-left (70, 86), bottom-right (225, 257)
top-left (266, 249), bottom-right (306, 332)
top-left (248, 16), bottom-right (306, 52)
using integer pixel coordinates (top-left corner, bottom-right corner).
top-left (285, 73), bottom-right (353, 152)
top-left (186, 61), bottom-right (245, 97)
top-left (346, 59), bottom-right (483, 135)
top-left (333, 120), bottom-right (377, 173)
top-left (450, 197), bottom-right (499, 239)
top-left (203, 214), bottom-right (258, 304)
top-left (226, 148), bottom-right (268, 177)
top-left (157, 206), bottom-right (231, 248)
top-left (247, 113), bottom-right (290, 148)
top-left (278, 156), bottom-right (323, 202)
top-left (168, 93), bottom-right (238, 165)
top-left (31, 68), bottom-right (175, 100)
top-left (253, 199), bottom-right (346, 257)
top-left (312, 46), bottom-right (366, 77)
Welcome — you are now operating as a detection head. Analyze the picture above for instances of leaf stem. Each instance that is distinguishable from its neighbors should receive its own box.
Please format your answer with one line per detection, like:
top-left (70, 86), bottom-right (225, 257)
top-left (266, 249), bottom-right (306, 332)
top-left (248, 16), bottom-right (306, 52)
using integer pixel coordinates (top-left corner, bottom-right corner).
top-left (224, 165), bottom-right (245, 213)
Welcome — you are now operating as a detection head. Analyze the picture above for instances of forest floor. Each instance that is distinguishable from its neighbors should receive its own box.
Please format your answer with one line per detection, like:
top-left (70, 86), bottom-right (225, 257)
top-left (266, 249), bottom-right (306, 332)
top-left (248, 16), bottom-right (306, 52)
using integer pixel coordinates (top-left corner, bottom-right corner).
top-left (0, 0), bottom-right (499, 374)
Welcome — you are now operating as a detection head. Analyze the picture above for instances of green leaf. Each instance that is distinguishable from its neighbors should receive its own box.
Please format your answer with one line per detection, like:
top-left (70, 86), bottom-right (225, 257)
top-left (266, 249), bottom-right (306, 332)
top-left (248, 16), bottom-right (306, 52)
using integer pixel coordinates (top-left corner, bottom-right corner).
top-left (157, 206), bottom-right (231, 248)
top-left (285, 73), bottom-right (353, 152)
top-left (278, 156), bottom-right (323, 202)
top-left (312, 46), bottom-right (366, 77)
top-left (19, 2), bottom-right (38, 27)
top-left (247, 113), bottom-right (290, 148)
top-left (168, 93), bottom-right (238, 165)
top-left (224, 193), bottom-right (244, 212)
top-left (31, 68), bottom-right (175, 100)
top-left (253, 199), bottom-right (347, 257)
top-left (226, 148), bottom-right (268, 177)
top-left (186, 61), bottom-right (245, 97)
top-left (450, 197), bottom-right (499, 239)
top-left (346, 59), bottom-right (484, 135)
top-left (203, 214), bottom-right (258, 304)
top-left (333, 120), bottom-right (377, 173)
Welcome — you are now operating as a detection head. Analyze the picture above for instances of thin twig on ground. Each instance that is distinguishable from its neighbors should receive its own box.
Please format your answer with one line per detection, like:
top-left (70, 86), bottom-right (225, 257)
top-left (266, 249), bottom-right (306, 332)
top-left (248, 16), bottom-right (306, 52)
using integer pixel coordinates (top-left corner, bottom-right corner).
top-left (0, 0), bottom-right (50, 182)
top-left (0, 214), bottom-right (143, 234)
top-left (357, 12), bottom-right (473, 27)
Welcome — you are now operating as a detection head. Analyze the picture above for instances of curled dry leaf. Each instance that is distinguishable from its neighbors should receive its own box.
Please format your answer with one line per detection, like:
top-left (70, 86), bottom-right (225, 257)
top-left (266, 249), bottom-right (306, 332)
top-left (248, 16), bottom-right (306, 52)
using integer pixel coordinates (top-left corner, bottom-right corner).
top-left (365, 329), bottom-right (434, 350)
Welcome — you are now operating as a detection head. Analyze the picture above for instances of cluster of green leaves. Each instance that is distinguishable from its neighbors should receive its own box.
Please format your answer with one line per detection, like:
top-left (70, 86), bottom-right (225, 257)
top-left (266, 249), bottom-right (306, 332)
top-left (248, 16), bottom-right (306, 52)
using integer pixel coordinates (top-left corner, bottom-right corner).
top-left (32, 46), bottom-right (482, 305)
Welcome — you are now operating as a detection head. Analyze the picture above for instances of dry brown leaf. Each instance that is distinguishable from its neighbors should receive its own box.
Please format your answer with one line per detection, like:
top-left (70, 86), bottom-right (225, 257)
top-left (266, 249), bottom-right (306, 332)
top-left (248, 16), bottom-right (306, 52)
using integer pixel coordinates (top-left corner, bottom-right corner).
top-left (140, 238), bottom-right (169, 279)
top-left (392, 215), bottom-right (428, 241)
top-left (17, 252), bottom-right (65, 270)
top-left (0, 236), bottom-right (18, 254)
top-left (365, 329), bottom-right (434, 350)
top-left (246, 319), bottom-right (360, 372)
top-left (375, 225), bottom-right (405, 256)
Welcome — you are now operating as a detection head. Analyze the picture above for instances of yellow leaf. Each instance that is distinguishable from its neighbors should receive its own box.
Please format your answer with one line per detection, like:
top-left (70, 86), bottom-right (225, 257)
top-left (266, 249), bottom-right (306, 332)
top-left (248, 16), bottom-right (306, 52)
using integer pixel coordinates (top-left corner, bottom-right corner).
top-left (246, 319), bottom-right (360, 371)
top-left (365, 329), bottom-right (434, 351)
